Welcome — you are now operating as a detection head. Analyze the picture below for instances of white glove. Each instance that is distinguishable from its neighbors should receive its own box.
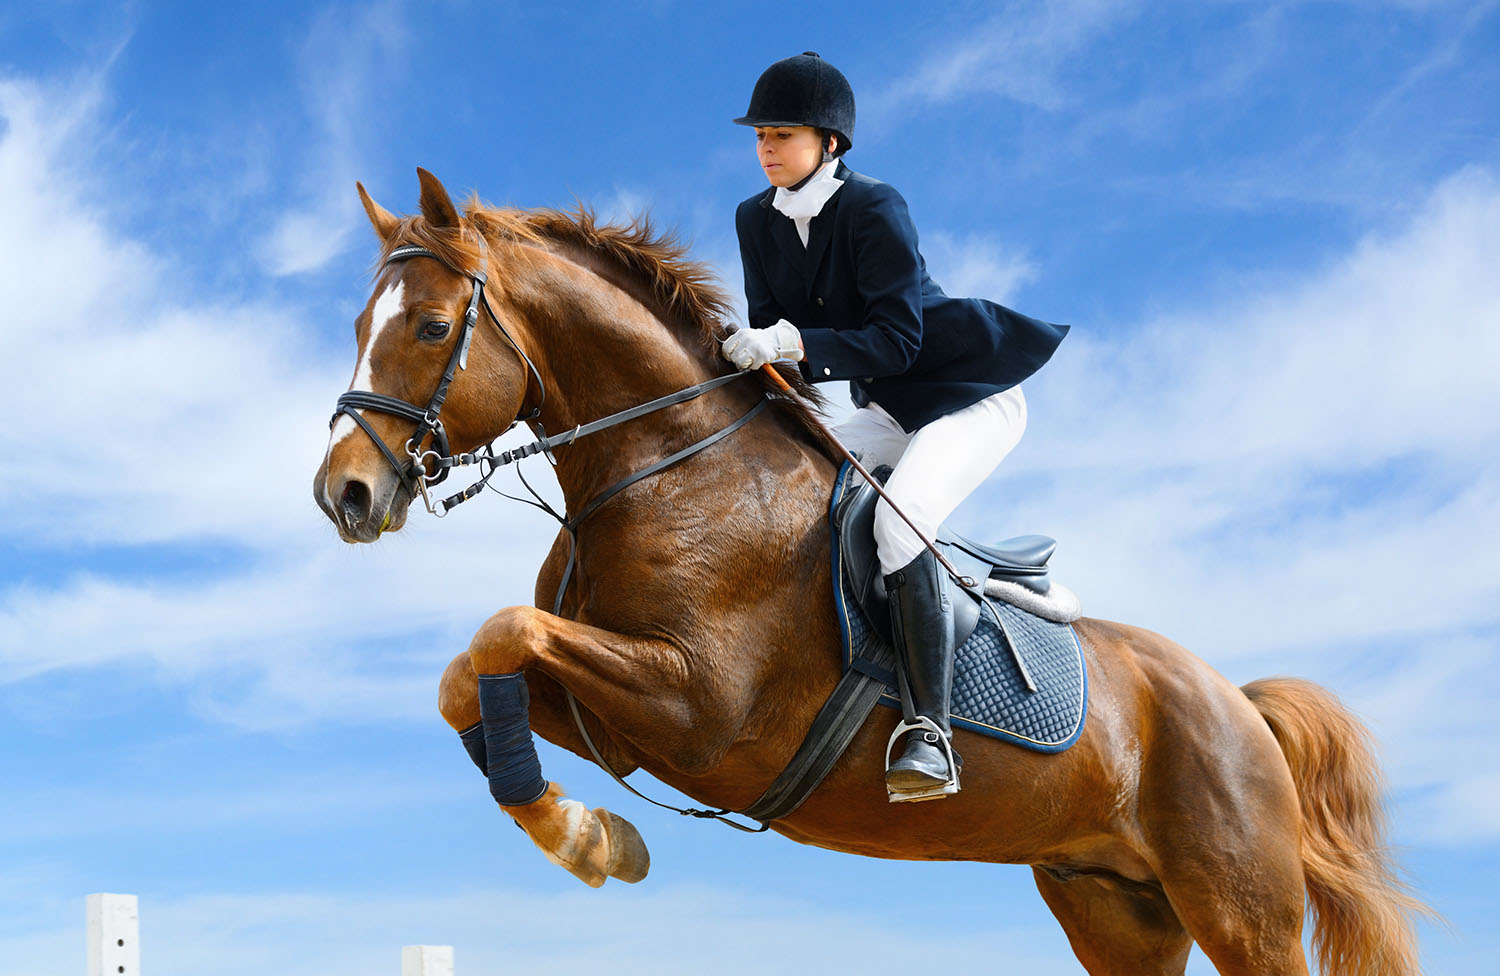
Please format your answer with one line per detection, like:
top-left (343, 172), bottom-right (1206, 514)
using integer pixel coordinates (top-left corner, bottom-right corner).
top-left (721, 320), bottom-right (804, 371)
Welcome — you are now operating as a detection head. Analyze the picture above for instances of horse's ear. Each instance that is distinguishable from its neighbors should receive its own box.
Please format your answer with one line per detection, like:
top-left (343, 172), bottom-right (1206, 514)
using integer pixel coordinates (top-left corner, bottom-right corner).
top-left (416, 167), bottom-right (461, 228)
top-left (356, 182), bottom-right (399, 240)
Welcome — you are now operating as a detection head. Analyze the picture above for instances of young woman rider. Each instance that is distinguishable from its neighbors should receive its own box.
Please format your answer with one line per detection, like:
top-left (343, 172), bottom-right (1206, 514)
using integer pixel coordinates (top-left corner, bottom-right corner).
top-left (722, 52), bottom-right (1069, 801)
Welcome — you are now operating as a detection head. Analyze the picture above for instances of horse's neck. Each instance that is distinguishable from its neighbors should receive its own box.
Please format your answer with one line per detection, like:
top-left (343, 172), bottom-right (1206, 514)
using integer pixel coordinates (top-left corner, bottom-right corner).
top-left (509, 253), bottom-right (762, 514)
top-left (497, 246), bottom-right (840, 788)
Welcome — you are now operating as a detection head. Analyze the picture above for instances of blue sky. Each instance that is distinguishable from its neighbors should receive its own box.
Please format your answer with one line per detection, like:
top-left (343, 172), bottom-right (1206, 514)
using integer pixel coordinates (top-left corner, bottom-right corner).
top-left (1, 1), bottom-right (1497, 972)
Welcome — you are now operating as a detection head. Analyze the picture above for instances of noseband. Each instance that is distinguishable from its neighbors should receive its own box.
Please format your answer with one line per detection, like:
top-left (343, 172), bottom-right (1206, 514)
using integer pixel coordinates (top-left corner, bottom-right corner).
top-left (329, 242), bottom-right (546, 508)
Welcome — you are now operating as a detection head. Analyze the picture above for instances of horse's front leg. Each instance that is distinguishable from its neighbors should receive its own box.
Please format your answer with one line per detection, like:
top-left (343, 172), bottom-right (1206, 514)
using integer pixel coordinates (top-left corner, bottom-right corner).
top-left (438, 648), bottom-right (648, 889)
top-left (437, 605), bottom-right (719, 888)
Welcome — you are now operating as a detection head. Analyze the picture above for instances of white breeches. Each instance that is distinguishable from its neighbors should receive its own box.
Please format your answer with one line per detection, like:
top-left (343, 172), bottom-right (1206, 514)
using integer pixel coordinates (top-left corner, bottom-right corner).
top-left (833, 386), bottom-right (1028, 576)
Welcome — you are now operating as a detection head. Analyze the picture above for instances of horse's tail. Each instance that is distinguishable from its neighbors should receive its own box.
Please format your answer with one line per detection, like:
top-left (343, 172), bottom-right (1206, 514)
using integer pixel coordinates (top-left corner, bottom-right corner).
top-left (1241, 677), bottom-right (1431, 976)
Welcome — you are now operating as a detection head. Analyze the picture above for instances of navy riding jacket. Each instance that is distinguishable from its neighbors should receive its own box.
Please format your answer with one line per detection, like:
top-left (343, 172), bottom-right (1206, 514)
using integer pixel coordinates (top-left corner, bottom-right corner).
top-left (736, 162), bottom-right (1069, 432)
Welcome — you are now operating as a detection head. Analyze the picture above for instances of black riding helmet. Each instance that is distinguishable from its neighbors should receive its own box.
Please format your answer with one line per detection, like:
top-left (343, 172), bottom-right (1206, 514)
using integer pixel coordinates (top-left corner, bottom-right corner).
top-left (733, 52), bottom-right (855, 155)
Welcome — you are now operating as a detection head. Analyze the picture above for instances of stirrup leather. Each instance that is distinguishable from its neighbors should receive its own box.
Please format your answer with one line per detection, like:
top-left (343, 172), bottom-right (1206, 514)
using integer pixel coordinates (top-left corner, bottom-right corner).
top-left (884, 716), bottom-right (960, 803)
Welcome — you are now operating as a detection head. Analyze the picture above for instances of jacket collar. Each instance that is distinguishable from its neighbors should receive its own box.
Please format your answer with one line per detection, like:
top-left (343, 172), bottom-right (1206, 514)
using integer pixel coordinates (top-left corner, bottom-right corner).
top-left (757, 160), bottom-right (852, 209)
top-left (764, 160), bottom-right (851, 286)
top-left (771, 157), bottom-right (845, 220)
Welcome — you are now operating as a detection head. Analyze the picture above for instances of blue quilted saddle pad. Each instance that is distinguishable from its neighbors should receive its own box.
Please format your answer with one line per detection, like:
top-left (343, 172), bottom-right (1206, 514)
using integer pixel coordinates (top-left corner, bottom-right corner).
top-left (829, 471), bottom-right (1089, 753)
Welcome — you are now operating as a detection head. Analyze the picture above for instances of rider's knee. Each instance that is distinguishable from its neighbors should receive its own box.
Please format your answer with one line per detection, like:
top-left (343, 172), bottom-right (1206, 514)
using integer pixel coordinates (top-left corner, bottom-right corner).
top-left (873, 501), bottom-right (933, 576)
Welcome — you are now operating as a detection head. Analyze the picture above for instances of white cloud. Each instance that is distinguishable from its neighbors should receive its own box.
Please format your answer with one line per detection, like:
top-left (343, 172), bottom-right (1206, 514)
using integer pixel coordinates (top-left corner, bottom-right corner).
top-left (0, 74), bottom-right (344, 550)
top-left (1336, 633), bottom-right (1500, 846)
top-left (0, 504), bottom-right (562, 729)
top-left (260, 209), bottom-right (357, 277)
top-left (254, 2), bottom-right (408, 276)
top-left (0, 76), bottom-right (158, 321)
top-left (998, 165), bottom-right (1500, 617)
top-left (1039, 166), bottom-right (1500, 472)
top-left (921, 231), bottom-right (1037, 303)
top-left (597, 186), bottom-right (653, 226)
top-left (869, 2), bottom-right (1497, 219)
top-left (872, 0), bottom-right (1144, 114)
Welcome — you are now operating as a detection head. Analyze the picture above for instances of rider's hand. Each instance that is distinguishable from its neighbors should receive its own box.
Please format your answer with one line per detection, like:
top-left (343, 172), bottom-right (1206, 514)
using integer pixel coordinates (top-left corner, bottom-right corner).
top-left (721, 320), bottom-right (804, 371)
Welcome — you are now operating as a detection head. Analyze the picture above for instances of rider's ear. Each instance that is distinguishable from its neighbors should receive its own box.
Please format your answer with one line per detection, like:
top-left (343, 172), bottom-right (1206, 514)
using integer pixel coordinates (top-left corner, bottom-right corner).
top-left (416, 167), bottom-right (461, 229)
top-left (356, 182), bottom-right (399, 241)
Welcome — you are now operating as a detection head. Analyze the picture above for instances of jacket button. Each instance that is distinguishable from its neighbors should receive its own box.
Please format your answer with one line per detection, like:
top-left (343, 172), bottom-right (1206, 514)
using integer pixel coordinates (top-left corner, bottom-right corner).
top-left (862, 377), bottom-right (872, 384)
top-left (815, 296), bottom-right (824, 306)
top-left (823, 367), bottom-right (831, 376)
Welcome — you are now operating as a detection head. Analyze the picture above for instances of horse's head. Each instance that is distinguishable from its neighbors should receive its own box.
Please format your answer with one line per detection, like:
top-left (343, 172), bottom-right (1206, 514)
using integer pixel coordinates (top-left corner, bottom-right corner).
top-left (314, 169), bottom-right (536, 542)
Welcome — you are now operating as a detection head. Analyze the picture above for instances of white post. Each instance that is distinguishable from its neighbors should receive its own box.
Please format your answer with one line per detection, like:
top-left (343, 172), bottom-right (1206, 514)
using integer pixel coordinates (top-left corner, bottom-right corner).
top-left (86, 893), bottom-right (140, 976)
top-left (401, 945), bottom-right (454, 976)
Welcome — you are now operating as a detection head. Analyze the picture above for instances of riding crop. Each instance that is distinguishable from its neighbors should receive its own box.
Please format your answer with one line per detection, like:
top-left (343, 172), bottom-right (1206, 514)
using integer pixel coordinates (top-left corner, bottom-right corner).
top-left (759, 365), bottom-right (978, 590)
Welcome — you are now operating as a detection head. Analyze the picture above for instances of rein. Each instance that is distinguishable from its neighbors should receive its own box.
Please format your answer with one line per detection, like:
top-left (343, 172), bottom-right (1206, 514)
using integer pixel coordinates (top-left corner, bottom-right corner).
top-left (329, 239), bottom-right (773, 831)
top-left (425, 370), bottom-right (755, 517)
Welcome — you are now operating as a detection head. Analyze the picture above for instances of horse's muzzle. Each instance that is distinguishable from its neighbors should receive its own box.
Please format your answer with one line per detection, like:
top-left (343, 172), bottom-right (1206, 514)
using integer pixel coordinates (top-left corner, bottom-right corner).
top-left (315, 463), bottom-right (409, 543)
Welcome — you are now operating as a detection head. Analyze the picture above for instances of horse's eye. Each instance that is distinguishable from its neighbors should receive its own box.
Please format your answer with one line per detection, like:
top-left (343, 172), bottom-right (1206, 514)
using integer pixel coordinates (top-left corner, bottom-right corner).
top-left (421, 320), bottom-right (451, 340)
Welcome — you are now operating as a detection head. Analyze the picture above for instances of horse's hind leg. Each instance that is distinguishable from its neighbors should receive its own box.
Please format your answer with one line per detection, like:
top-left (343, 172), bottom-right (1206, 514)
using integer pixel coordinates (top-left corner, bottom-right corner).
top-left (1033, 867), bottom-right (1192, 975)
top-left (1139, 696), bottom-right (1311, 973)
top-left (1149, 835), bottom-right (1310, 976)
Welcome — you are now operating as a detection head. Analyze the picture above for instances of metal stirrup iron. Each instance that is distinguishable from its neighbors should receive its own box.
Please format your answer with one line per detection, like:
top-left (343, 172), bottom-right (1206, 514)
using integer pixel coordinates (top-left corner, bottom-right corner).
top-left (883, 717), bottom-right (960, 802)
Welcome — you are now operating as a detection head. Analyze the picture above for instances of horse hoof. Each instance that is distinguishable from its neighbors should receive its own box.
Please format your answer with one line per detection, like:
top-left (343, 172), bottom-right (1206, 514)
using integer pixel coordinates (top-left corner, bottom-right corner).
top-left (554, 803), bottom-right (649, 888)
top-left (505, 791), bottom-right (652, 888)
top-left (562, 804), bottom-right (612, 888)
top-left (597, 807), bottom-right (650, 884)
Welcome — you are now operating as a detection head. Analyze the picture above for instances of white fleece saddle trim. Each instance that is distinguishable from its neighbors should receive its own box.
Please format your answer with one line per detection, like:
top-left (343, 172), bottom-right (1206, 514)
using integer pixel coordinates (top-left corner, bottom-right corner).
top-left (983, 579), bottom-right (1082, 623)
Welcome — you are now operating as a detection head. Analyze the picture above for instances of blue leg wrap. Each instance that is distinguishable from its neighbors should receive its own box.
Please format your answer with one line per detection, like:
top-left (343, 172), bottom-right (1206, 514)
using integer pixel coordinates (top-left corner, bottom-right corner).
top-left (458, 722), bottom-right (487, 774)
top-left (477, 672), bottom-right (549, 806)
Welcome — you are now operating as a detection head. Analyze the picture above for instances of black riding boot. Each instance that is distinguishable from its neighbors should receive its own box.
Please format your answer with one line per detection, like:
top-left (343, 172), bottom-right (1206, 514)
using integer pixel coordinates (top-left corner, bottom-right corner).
top-left (884, 549), bottom-right (960, 796)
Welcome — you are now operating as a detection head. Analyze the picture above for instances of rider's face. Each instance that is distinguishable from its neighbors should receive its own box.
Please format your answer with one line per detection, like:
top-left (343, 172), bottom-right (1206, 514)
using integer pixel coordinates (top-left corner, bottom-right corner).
top-left (755, 126), bottom-right (827, 188)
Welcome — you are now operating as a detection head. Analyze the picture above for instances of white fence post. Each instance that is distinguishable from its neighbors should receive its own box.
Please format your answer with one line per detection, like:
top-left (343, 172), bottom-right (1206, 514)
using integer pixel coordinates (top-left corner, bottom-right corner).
top-left (401, 945), bottom-right (454, 976)
top-left (86, 893), bottom-right (140, 976)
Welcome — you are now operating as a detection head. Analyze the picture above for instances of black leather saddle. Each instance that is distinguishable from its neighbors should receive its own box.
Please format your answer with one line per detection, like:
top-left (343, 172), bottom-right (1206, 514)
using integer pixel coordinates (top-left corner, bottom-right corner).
top-left (837, 466), bottom-right (1055, 649)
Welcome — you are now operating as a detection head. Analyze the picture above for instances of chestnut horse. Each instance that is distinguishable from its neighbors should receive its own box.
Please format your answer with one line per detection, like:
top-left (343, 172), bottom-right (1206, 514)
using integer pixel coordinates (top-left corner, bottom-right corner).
top-left (313, 170), bottom-right (1427, 976)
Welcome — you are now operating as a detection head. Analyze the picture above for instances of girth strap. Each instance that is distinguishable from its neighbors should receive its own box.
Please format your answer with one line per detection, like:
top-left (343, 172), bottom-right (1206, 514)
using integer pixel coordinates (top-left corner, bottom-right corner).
top-left (737, 637), bottom-right (898, 823)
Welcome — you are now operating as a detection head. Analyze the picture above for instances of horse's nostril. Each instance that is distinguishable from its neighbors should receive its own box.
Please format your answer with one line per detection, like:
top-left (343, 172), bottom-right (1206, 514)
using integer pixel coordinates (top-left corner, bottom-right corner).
top-left (341, 479), bottom-right (373, 526)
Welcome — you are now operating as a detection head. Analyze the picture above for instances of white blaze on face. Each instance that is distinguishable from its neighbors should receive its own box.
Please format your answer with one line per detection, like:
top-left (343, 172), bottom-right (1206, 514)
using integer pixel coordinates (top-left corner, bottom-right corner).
top-left (328, 279), bottom-right (406, 451)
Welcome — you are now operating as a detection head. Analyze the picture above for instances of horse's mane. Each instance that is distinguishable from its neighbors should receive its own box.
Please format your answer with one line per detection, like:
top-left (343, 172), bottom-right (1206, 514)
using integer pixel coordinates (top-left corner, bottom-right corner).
top-left (380, 202), bottom-right (834, 457)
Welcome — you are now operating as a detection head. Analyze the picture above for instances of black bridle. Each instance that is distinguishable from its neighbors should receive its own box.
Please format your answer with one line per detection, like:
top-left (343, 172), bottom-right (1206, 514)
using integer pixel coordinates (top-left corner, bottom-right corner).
top-left (329, 241), bottom-right (546, 511)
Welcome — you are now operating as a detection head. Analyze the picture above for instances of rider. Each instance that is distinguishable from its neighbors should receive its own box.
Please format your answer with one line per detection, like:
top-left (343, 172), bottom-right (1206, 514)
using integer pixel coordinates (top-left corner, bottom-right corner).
top-left (723, 52), bottom-right (1069, 800)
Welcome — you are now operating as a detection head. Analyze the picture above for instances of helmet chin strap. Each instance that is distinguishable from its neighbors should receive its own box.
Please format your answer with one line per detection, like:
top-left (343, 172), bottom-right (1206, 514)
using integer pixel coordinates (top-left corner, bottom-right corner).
top-left (786, 139), bottom-right (836, 192)
top-left (786, 167), bottom-right (819, 192)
